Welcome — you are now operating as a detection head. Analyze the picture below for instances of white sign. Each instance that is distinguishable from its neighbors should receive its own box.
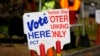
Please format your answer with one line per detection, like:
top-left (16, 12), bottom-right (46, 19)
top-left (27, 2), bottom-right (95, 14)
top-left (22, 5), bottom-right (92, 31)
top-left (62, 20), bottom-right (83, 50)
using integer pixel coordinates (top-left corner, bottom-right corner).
top-left (96, 10), bottom-right (100, 24)
top-left (23, 9), bottom-right (70, 55)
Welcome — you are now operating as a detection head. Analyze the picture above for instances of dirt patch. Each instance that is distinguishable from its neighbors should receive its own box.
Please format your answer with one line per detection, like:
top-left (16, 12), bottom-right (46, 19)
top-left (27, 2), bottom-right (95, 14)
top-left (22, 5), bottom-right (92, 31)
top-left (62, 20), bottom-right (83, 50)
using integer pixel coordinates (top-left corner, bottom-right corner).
top-left (0, 44), bottom-right (30, 56)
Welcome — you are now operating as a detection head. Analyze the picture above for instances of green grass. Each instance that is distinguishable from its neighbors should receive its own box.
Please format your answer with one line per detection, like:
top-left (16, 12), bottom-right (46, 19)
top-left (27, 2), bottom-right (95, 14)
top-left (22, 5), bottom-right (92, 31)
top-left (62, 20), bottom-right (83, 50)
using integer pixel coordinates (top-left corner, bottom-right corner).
top-left (75, 17), bottom-right (98, 47)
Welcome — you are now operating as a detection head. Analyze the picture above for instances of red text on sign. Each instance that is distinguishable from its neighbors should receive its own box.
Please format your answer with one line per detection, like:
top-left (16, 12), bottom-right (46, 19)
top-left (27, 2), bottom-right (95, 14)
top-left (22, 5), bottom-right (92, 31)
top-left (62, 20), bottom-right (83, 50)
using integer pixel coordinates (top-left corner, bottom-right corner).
top-left (49, 15), bottom-right (68, 23)
top-left (51, 30), bottom-right (66, 38)
top-left (50, 24), bottom-right (69, 29)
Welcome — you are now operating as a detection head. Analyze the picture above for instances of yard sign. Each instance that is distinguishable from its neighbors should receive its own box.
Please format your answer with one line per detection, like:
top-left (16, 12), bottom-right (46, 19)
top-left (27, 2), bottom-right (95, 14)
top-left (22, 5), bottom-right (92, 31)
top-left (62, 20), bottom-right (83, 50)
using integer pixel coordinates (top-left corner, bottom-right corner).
top-left (23, 9), bottom-right (70, 55)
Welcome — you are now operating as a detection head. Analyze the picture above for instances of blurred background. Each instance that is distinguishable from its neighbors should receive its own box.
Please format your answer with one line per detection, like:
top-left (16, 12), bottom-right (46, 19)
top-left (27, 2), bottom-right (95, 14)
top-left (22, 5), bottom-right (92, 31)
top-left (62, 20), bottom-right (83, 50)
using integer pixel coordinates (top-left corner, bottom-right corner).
top-left (0, 0), bottom-right (100, 56)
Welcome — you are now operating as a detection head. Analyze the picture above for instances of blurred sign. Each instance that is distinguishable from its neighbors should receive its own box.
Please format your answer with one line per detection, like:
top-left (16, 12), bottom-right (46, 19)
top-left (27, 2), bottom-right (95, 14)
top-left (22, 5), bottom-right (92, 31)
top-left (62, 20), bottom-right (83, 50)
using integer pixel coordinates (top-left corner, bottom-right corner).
top-left (23, 9), bottom-right (70, 55)
top-left (96, 10), bottom-right (100, 24)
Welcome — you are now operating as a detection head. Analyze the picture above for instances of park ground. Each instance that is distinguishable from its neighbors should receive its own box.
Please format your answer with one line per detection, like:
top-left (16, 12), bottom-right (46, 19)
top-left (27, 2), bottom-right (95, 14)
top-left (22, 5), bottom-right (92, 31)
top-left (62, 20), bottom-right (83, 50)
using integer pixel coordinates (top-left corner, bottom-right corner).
top-left (0, 44), bottom-right (30, 56)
